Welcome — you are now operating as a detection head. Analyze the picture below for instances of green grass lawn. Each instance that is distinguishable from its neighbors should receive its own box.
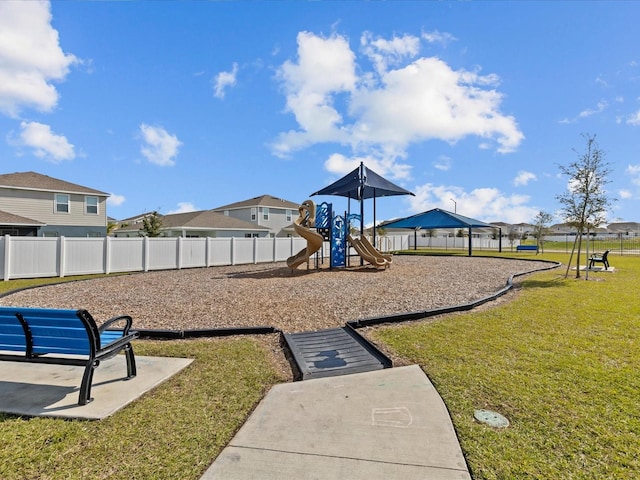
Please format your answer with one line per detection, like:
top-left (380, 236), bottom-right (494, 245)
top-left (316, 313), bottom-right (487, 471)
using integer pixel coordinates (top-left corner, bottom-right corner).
top-left (372, 252), bottom-right (640, 479)
top-left (1, 255), bottom-right (639, 478)
top-left (0, 337), bottom-right (287, 480)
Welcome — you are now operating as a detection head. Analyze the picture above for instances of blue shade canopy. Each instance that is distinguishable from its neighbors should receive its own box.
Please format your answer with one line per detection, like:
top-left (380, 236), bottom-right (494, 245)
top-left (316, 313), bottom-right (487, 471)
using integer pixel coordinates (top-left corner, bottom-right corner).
top-left (384, 208), bottom-right (494, 229)
top-left (310, 163), bottom-right (414, 200)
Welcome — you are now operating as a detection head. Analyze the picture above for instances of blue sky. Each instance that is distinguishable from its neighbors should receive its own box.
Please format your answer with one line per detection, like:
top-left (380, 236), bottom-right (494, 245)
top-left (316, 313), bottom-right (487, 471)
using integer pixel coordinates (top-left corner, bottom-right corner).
top-left (1, 1), bottom-right (640, 226)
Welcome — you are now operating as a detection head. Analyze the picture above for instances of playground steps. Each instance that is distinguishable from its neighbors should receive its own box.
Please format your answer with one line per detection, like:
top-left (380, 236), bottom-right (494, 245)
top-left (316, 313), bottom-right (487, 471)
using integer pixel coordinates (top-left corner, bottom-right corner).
top-left (283, 326), bottom-right (392, 380)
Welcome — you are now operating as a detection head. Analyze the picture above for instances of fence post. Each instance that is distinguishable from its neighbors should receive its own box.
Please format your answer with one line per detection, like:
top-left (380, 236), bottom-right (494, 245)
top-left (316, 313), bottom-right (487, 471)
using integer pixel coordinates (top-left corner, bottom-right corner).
top-left (59, 236), bottom-right (66, 278)
top-left (143, 236), bottom-right (149, 272)
top-left (273, 236), bottom-right (277, 262)
top-left (231, 237), bottom-right (235, 266)
top-left (177, 236), bottom-right (183, 269)
top-left (3, 235), bottom-right (10, 281)
top-left (252, 236), bottom-right (256, 264)
top-left (104, 236), bottom-right (111, 275)
top-left (206, 237), bottom-right (211, 267)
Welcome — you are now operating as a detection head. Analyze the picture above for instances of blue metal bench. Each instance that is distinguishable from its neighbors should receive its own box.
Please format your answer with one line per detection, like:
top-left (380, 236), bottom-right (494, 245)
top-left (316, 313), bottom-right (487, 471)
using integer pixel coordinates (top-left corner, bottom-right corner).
top-left (0, 306), bottom-right (138, 405)
top-left (588, 250), bottom-right (610, 270)
top-left (516, 245), bottom-right (538, 253)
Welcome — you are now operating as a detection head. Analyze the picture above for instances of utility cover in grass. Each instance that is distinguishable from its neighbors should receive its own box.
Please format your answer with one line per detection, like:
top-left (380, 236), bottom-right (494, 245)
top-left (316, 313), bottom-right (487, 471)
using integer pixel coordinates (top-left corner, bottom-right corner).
top-left (474, 409), bottom-right (510, 428)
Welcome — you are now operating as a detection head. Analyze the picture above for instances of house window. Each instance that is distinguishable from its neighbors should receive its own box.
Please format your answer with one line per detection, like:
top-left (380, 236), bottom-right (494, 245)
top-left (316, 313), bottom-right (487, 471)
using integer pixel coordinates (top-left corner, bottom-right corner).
top-left (55, 194), bottom-right (69, 213)
top-left (286, 209), bottom-right (292, 222)
top-left (262, 207), bottom-right (269, 221)
top-left (251, 208), bottom-right (257, 221)
top-left (85, 196), bottom-right (98, 215)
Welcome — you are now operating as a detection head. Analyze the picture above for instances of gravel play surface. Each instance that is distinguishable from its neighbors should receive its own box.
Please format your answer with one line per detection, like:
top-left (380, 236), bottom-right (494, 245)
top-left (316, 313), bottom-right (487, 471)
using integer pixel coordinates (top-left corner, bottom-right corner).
top-left (0, 255), bottom-right (554, 333)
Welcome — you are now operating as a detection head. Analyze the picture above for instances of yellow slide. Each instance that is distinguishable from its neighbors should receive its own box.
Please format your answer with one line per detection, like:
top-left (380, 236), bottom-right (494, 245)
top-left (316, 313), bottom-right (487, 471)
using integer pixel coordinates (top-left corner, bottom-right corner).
top-left (287, 200), bottom-right (324, 270)
top-left (347, 234), bottom-right (392, 269)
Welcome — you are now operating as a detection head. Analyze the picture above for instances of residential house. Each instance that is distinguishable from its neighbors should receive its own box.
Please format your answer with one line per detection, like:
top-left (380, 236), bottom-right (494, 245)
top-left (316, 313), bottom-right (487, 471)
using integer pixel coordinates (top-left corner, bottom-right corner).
top-left (112, 209), bottom-right (270, 238)
top-left (212, 194), bottom-right (301, 237)
top-left (0, 171), bottom-right (109, 237)
top-left (606, 222), bottom-right (640, 236)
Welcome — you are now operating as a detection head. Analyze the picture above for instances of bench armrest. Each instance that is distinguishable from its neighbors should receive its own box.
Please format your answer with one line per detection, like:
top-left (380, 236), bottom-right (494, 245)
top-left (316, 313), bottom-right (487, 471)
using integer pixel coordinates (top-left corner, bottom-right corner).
top-left (99, 314), bottom-right (134, 336)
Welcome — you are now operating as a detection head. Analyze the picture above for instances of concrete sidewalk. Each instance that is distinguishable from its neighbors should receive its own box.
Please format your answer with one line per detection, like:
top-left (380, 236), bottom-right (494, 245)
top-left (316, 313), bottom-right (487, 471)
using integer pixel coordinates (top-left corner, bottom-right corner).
top-left (0, 354), bottom-right (193, 420)
top-left (203, 365), bottom-right (471, 479)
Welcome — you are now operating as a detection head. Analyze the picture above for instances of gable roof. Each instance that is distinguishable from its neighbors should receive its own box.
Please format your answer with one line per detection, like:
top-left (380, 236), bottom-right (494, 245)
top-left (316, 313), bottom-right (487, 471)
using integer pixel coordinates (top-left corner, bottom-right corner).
top-left (115, 209), bottom-right (270, 233)
top-left (213, 194), bottom-right (300, 211)
top-left (0, 210), bottom-right (45, 226)
top-left (606, 222), bottom-right (640, 232)
top-left (161, 210), bottom-right (269, 230)
top-left (0, 171), bottom-right (109, 196)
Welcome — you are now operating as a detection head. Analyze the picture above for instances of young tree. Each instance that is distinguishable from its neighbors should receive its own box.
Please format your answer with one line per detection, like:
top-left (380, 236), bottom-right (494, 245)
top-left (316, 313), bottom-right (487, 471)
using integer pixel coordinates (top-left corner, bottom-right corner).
top-left (532, 211), bottom-right (553, 253)
top-left (507, 227), bottom-right (518, 251)
top-left (141, 211), bottom-right (163, 237)
top-left (556, 134), bottom-right (614, 278)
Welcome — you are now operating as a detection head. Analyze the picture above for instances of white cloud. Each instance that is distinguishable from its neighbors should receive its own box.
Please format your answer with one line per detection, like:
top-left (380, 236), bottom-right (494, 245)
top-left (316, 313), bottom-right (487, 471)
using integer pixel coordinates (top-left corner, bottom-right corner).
top-left (0, 0), bottom-right (77, 117)
top-left (17, 121), bottom-right (75, 162)
top-left (361, 31), bottom-right (420, 74)
top-left (561, 100), bottom-right (608, 123)
top-left (107, 193), bottom-right (126, 207)
top-left (139, 124), bottom-right (182, 166)
top-left (433, 155), bottom-right (452, 171)
top-left (409, 183), bottom-right (538, 224)
top-left (422, 30), bottom-right (457, 46)
top-left (578, 100), bottom-right (608, 118)
top-left (513, 170), bottom-right (537, 186)
top-left (627, 164), bottom-right (640, 185)
top-left (618, 189), bottom-right (633, 199)
top-left (271, 31), bottom-right (524, 176)
top-left (272, 31), bottom-right (357, 156)
top-left (324, 152), bottom-right (411, 180)
top-left (213, 62), bottom-right (238, 99)
top-left (167, 202), bottom-right (197, 214)
top-left (626, 110), bottom-right (640, 126)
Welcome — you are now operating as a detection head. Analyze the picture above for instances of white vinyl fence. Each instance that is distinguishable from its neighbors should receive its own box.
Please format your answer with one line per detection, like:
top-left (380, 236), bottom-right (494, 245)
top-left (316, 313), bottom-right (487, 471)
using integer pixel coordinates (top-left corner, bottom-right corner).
top-left (0, 234), bottom-right (410, 281)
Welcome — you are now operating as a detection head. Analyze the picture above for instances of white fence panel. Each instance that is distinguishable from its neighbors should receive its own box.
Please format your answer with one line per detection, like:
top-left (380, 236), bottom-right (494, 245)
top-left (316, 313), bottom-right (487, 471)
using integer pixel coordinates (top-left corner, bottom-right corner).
top-left (63, 238), bottom-right (105, 276)
top-left (180, 238), bottom-right (207, 268)
top-left (0, 234), bottom-right (413, 281)
top-left (274, 237), bottom-right (294, 262)
top-left (286, 238), bottom-right (309, 260)
top-left (255, 238), bottom-right (275, 263)
top-left (108, 237), bottom-right (145, 273)
top-left (209, 238), bottom-right (233, 266)
top-left (7, 237), bottom-right (59, 279)
top-left (147, 238), bottom-right (179, 270)
top-left (233, 238), bottom-right (255, 264)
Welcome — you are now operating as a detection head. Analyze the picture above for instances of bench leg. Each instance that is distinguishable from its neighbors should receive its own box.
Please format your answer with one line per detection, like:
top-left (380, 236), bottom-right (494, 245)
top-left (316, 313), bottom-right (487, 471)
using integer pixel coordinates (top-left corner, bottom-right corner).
top-left (79, 361), bottom-right (97, 405)
top-left (124, 343), bottom-right (137, 378)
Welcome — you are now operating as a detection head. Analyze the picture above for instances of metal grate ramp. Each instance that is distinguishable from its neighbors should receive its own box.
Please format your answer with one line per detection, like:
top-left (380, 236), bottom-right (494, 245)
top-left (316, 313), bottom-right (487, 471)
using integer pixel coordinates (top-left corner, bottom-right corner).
top-left (283, 326), bottom-right (392, 380)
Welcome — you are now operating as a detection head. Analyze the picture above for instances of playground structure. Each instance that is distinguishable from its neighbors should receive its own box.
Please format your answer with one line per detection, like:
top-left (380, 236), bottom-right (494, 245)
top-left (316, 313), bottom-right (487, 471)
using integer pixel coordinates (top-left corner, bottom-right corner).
top-left (286, 200), bottom-right (324, 270)
top-left (287, 199), bottom-right (392, 271)
top-left (347, 234), bottom-right (392, 269)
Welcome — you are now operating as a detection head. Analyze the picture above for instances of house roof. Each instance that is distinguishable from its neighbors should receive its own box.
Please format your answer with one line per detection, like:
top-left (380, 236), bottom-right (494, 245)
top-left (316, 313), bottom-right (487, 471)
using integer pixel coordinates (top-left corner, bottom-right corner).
top-left (115, 209), bottom-right (270, 233)
top-left (0, 171), bottom-right (109, 196)
top-left (161, 210), bottom-right (269, 230)
top-left (0, 210), bottom-right (45, 226)
top-left (117, 212), bottom-right (158, 224)
top-left (213, 194), bottom-right (300, 211)
top-left (606, 222), bottom-right (640, 232)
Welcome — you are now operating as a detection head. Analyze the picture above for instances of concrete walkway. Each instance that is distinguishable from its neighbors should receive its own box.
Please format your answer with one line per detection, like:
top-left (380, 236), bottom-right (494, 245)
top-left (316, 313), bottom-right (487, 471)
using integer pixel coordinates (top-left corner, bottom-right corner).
top-left (0, 355), bottom-right (193, 420)
top-left (203, 365), bottom-right (471, 479)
